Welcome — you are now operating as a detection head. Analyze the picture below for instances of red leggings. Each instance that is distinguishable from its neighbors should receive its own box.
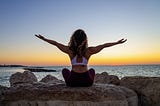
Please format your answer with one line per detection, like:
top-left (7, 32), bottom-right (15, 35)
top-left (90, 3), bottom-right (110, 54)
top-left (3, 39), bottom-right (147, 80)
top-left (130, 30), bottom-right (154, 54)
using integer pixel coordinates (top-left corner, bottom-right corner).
top-left (62, 68), bottom-right (95, 87)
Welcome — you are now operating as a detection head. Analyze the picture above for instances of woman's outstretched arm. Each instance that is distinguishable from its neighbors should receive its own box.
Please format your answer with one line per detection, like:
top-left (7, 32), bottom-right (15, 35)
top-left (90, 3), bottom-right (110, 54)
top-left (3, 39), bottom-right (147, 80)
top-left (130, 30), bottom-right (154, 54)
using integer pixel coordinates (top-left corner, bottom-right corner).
top-left (35, 34), bottom-right (70, 54)
top-left (87, 39), bottom-right (127, 55)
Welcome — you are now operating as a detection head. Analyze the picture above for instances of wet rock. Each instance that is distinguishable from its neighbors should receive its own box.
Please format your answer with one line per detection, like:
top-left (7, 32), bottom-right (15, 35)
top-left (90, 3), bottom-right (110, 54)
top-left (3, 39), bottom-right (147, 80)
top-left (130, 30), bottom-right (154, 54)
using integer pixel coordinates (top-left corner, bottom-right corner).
top-left (9, 71), bottom-right (38, 86)
top-left (95, 72), bottom-right (120, 85)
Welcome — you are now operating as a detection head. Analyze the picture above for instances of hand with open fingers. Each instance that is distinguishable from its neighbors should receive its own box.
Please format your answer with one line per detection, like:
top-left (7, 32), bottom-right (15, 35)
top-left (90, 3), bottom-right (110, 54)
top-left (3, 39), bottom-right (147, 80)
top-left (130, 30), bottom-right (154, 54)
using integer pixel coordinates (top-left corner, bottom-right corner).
top-left (35, 34), bottom-right (45, 40)
top-left (117, 39), bottom-right (127, 44)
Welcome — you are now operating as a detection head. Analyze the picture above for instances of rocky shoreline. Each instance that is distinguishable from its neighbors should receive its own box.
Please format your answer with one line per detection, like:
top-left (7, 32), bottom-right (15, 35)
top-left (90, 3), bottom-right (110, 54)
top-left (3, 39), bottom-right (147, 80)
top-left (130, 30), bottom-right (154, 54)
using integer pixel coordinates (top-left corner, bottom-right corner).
top-left (0, 71), bottom-right (160, 106)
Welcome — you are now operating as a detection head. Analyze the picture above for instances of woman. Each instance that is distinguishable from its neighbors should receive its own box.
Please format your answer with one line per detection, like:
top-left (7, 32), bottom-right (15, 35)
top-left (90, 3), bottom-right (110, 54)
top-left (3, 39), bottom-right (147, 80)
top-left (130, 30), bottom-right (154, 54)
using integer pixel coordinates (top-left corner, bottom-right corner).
top-left (35, 29), bottom-right (127, 87)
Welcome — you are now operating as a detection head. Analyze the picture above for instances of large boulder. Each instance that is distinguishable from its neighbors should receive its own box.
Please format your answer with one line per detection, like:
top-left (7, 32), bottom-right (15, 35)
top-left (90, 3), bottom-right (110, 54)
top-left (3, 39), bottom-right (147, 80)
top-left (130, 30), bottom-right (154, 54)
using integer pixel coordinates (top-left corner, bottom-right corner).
top-left (95, 72), bottom-right (120, 85)
top-left (3, 83), bottom-right (138, 106)
top-left (120, 76), bottom-right (160, 106)
top-left (9, 71), bottom-right (37, 86)
top-left (40, 74), bottom-right (64, 84)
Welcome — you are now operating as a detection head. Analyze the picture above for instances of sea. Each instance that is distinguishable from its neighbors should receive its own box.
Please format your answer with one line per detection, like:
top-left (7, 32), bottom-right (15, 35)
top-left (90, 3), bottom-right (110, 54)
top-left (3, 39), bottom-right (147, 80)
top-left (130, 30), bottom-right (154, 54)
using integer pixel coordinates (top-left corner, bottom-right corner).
top-left (0, 65), bottom-right (160, 87)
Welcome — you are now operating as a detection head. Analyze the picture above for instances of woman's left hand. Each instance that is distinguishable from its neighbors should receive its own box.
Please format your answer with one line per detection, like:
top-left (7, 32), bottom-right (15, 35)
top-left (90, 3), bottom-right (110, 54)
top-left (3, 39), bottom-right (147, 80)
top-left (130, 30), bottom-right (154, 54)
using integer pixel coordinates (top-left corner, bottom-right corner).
top-left (35, 34), bottom-right (45, 40)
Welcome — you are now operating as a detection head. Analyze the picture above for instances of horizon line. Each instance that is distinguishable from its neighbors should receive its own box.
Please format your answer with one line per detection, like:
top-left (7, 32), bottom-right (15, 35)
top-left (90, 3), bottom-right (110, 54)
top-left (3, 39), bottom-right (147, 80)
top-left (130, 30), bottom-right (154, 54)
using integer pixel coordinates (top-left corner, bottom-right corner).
top-left (0, 63), bottom-right (160, 67)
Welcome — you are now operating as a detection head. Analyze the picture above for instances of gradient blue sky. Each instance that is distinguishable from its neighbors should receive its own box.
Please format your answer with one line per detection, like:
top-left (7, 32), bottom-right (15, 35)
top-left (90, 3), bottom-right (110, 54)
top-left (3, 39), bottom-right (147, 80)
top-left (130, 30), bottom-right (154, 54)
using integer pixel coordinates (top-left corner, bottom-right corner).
top-left (0, 0), bottom-right (160, 65)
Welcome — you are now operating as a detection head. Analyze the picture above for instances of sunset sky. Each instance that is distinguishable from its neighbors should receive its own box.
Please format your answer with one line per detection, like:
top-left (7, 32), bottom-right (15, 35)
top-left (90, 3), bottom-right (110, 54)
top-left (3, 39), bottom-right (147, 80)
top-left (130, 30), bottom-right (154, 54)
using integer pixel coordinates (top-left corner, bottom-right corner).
top-left (0, 0), bottom-right (160, 66)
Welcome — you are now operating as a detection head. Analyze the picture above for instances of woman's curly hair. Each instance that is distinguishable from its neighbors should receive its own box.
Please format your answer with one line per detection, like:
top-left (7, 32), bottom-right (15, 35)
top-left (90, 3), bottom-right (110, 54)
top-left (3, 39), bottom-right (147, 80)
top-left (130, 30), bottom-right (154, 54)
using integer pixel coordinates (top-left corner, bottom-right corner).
top-left (68, 29), bottom-right (88, 56)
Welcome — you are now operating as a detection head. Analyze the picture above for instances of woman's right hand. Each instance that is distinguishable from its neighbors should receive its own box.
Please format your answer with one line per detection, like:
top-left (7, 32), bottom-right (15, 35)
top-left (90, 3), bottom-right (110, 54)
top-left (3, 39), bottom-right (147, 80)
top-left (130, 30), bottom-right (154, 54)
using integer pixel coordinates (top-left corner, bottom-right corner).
top-left (35, 34), bottom-right (46, 40)
top-left (117, 39), bottom-right (127, 44)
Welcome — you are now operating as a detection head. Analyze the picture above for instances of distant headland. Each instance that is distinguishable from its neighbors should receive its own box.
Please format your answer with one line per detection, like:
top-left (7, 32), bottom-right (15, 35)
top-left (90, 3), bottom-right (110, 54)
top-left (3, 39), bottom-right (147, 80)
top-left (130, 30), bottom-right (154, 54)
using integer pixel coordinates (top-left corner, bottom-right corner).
top-left (0, 64), bottom-right (27, 67)
top-left (0, 64), bottom-right (57, 72)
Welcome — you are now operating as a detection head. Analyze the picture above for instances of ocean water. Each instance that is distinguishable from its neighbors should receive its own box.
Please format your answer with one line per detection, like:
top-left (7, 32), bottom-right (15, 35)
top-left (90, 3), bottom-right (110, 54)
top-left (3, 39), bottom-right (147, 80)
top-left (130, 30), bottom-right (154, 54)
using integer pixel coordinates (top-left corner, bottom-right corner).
top-left (0, 65), bottom-right (160, 87)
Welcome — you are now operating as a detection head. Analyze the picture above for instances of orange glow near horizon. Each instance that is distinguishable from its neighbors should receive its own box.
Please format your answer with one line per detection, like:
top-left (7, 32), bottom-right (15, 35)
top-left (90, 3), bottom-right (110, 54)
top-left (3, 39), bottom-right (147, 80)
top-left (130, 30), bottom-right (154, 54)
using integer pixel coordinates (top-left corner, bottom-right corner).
top-left (1, 41), bottom-right (160, 66)
top-left (1, 52), bottom-right (160, 66)
top-left (89, 54), bottom-right (160, 65)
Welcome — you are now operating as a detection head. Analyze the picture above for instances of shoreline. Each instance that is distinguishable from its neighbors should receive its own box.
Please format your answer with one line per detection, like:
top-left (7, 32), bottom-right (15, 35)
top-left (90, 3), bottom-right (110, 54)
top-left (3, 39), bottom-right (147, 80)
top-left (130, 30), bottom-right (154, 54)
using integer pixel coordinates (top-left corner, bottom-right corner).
top-left (0, 65), bottom-right (160, 87)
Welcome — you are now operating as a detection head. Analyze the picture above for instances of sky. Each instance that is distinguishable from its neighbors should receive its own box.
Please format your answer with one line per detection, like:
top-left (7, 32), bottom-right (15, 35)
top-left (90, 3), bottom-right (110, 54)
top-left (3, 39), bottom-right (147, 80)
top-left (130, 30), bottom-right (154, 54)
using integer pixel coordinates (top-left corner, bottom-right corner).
top-left (0, 0), bottom-right (160, 66)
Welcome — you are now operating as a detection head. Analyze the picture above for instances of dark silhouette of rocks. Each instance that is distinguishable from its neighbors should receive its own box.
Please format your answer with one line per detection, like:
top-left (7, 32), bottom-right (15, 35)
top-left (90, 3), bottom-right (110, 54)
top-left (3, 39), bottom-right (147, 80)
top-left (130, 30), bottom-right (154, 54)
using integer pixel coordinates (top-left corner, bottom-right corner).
top-left (0, 64), bottom-right (26, 67)
top-left (23, 67), bottom-right (56, 72)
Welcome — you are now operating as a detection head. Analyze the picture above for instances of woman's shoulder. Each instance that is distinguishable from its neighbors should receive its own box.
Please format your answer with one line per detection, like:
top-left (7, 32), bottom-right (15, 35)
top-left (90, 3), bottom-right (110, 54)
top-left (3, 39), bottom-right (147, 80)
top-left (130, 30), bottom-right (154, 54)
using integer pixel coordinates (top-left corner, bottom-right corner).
top-left (84, 47), bottom-right (92, 59)
top-left (85, 47), bottom-right (94, 54)
top-left (68, 51), bottom-right (75, 59)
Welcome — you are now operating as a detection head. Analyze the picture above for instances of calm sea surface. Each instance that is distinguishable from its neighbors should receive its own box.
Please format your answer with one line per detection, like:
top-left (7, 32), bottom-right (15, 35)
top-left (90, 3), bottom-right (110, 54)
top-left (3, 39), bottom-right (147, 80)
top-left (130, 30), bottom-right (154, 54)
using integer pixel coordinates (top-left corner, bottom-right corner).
top-left (0, 65), bottom-right (160, 87)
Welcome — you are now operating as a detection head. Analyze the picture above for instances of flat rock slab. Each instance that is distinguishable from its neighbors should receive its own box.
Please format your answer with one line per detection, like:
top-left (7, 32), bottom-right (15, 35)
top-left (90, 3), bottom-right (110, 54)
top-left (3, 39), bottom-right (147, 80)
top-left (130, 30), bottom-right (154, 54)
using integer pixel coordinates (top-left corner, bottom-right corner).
top-left (3, 83), bottom-right (138, 106)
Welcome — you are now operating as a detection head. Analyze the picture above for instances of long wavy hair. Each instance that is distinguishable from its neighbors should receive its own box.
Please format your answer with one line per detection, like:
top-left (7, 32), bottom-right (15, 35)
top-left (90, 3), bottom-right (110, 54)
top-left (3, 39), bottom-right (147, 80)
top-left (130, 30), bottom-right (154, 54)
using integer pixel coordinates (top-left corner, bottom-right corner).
top-left (68, 29), bottom-right (88, 57)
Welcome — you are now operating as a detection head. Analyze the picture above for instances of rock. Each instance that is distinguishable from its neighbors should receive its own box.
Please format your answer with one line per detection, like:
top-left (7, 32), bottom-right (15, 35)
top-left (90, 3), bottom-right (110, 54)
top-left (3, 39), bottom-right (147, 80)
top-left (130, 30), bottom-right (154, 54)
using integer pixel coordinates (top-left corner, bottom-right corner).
top-left (0, 85), bottom-right (8, 95)
top-left (3, 71), bottom-right (138, 106)
top-left (3, 83), bottom-right (138, 106)
top-left (23, 67), bottom-right (56, 72)
top-left (120, 76), bottom-right (160, 106)
top-left (9, 71), bottom-right (38, 86)
top-left (0, 85), bottom-right (8, 106)
top-left (95, 72), bottom-right (120, 85)
top-left (40, 74), bottom-right (64, 84)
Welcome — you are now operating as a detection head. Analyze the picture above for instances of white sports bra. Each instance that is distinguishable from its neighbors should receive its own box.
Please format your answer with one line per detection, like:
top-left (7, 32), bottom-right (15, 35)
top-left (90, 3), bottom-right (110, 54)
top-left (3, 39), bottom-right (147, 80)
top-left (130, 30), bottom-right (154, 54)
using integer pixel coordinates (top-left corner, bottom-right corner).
top-left (71, 55), bottom-right (88, 65)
